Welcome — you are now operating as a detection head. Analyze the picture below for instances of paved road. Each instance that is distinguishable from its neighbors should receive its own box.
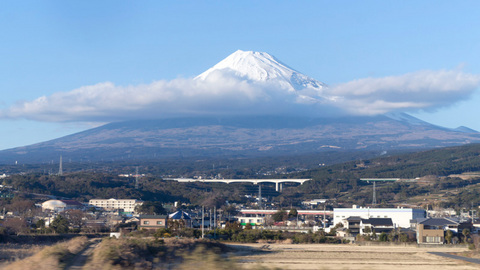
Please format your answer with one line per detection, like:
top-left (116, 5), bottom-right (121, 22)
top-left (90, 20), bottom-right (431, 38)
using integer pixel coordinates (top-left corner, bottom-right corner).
top-left (64, 239), bottom-right (101, 270)
top-left (429, 252), bottom-right (480, 265)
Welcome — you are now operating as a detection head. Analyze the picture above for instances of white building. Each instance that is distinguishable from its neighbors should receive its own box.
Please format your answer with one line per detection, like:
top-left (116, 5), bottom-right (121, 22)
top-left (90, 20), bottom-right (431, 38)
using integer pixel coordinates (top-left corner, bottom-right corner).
top-left (42, 200), bottom-right (84, 212)
top-left (333, 206), bottom-right (425, 228)
top-left (89, 198), bottom-right (142, 213)
top-left (235, 214), bottom-right (265, 228)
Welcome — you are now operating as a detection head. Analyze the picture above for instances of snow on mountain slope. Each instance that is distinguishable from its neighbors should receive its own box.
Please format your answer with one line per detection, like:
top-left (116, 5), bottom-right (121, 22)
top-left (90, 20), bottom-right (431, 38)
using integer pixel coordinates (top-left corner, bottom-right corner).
top-left (196, 50), bottom-right (327, 92)
top-left (384, 112), bottom-right (432, 126)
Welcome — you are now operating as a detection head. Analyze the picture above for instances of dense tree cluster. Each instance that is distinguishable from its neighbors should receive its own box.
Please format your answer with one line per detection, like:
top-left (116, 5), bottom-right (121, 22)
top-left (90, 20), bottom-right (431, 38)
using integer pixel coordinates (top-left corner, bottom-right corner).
top-left (1, 143), bottom-right (480, 210)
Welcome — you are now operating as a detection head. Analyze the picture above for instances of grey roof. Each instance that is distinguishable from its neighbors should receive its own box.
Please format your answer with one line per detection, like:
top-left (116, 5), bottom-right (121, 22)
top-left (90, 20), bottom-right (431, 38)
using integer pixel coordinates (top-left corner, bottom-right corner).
top-left (139, 215), bottom-right (168, 219)
top-left (362, 218), bottom-right (393, 227)
top-left (418, 217), bottom-right (459, 226)
top-left (346, 216), bottom-right (362, 221)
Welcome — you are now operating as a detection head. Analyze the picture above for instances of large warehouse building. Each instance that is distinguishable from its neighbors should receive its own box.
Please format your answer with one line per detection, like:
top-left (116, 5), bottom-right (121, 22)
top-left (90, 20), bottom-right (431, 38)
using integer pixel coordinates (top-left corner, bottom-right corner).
top-left (333, 206), bottom-right (426, 228)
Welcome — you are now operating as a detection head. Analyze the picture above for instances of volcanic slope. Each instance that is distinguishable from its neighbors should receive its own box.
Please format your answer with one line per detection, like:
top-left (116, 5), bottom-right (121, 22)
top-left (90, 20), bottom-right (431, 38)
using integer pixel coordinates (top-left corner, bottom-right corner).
top-left (1, 50), bottom-right (479, 164)
top-left (1, 114), bottom-right (480, 164)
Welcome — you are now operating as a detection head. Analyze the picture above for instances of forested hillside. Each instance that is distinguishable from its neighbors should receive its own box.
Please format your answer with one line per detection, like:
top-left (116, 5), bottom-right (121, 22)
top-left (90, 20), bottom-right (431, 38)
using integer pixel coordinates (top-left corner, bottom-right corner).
top-left (2, 144), bottom-right (480, 210)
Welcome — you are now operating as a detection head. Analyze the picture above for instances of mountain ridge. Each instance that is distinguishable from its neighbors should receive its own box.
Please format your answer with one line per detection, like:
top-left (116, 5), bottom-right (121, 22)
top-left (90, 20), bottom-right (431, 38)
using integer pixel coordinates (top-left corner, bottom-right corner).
top-left (1, 114), bottom-right (480, 164)
top-left (1, 50), bottom-right (479, 164)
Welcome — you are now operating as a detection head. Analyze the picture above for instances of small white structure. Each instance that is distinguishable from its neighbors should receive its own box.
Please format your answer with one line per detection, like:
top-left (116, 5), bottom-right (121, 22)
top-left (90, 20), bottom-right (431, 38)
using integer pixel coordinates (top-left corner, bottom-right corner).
top-left (302, 199), bottom-right (327, 207)
top-left (89, 198), bottom-right (142, 213)
top-left (110, 232), bottom-right (121, 238)
top-left (42, 200), bottom-right (84, 212)
top-left (236, 215), bottom-right (265, 228)
top-left (333, 206), bottom-right (425, 228)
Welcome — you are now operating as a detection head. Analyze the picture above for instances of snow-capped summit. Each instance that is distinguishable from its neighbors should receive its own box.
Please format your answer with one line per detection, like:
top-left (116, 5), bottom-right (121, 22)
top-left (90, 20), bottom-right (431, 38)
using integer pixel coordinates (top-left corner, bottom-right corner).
top-left (196, 50), bottom-right (327, 91)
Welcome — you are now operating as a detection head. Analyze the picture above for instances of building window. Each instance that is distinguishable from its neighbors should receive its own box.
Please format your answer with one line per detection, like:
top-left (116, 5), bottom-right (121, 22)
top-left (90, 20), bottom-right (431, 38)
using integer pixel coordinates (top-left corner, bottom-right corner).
top-left (143, 221), bottom-right (149, 225)
top-left (157, 221), bottom-right (163, 225)
top-left (426, 236), bottom-right (442, 243)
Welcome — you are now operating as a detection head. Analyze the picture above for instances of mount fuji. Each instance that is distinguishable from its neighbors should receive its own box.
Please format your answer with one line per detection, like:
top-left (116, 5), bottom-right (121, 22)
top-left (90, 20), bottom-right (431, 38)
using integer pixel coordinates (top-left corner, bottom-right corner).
top-left (196, 50), bottom-right (327, 91)
top-left (195, 50), bottom-right (333, 105)
top-left (0, 50), bottom-right (479, 164)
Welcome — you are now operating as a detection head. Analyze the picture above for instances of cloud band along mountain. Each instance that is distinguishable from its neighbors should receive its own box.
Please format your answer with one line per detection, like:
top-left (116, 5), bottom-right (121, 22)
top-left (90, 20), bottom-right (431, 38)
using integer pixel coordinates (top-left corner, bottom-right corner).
top-left (2, 50), bottom-right (479, 122)
top-left (0, 50), bottom-right (479, 163)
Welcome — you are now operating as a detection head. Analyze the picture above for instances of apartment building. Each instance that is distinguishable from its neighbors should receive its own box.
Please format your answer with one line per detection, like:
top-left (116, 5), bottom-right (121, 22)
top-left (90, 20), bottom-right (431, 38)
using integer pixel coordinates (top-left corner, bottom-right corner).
top-left (89, 198), bottom-right (142, 213)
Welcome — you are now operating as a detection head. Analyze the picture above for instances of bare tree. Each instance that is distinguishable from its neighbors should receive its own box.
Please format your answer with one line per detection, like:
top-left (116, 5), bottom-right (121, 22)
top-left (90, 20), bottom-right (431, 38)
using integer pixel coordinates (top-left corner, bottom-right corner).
top-left (2, 217), bottom-right (29, 235)
top-left (7, 199), bottom-right (35, 217)
top-left (63, 209), bottom-right (86, 230)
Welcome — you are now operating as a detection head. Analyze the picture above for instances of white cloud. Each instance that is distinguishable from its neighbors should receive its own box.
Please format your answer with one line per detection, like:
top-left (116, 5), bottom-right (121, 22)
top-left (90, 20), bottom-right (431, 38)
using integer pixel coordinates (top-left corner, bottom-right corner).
top-left (2, 72), bottom-right (305, 122)
top-left (1, 69), bottom-right (479, 122)
top-left (327, 70), bottom-right (480, 115)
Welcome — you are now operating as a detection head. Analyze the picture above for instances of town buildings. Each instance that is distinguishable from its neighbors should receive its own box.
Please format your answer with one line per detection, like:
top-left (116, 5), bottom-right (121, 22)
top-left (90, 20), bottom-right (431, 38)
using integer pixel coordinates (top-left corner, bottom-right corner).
top-left (89, 198), bottom-right (142, 213)
top-left (41, 199), bottom-right (84, 212)
top-left (333, 206), bottom-right (426, 228)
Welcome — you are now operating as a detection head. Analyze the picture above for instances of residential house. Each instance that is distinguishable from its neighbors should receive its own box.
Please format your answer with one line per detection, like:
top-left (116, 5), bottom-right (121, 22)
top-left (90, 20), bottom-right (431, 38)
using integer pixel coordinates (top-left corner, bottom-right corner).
top-left (414, 217), bottom-right (472, 244)
top-left (361, 218), bottom-right (394, 234)
top-left (139, 215), bottom-right (168, 230)
top-left (341, 217), bottom-right (393, 237)
top-left (168, 210), bottom-right (192, 228)
top-left (342, 216), bottom-right (362, 236)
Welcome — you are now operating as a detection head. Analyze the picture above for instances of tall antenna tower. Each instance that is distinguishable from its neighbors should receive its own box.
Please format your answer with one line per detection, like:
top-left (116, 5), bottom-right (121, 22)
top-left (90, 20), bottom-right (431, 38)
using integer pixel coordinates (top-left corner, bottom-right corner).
top-left (58, 155), bottom-right (63, 176)
top-left (360, 178), bottom-right (399, 207)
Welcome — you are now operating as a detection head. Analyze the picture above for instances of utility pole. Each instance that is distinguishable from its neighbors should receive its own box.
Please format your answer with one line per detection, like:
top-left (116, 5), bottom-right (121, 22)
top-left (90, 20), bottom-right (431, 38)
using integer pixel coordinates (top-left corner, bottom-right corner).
top-left (58, 155), bottom-right (63, 176)
top-left (258, 184), bottom-right (262, 209)
top-left (209, 209), bottom-right (212, 230)
top-left (372, 181), bottom-right (376, 206)
top-left (214, 206), bottom-right (216, 239)
top-left (202, 206), bottom-right (204, 239)
top-left (135, 167), bottom-right (139, 189)
top-left (323, 203), bottom-right (326, 230)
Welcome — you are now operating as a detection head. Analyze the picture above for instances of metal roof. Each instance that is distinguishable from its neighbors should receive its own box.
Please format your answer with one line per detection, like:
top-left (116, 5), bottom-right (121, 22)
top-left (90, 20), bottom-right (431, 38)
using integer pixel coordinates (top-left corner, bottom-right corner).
top-left (418, 217), bottom-right (459, 226)
top-left (362, 218), bottom-right (393, 226)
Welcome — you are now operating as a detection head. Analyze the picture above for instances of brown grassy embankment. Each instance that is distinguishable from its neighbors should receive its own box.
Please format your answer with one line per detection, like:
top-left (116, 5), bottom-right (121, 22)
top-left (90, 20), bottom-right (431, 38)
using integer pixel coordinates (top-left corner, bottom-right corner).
top-left (2, 236), bottom-right (88, 270)
top-left (84, 237), bottom-right (244, 269)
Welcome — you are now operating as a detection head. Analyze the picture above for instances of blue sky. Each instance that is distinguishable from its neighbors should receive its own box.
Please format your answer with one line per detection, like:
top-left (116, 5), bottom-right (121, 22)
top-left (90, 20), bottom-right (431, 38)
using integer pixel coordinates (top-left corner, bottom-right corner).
top-left (1, 1), bottom-right (480, 150)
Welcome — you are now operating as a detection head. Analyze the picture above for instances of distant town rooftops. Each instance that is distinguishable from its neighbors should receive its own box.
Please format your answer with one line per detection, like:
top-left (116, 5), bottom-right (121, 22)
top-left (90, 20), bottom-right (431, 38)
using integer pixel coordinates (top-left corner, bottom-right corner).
top-left (302, 199), bottom-right (327, 205)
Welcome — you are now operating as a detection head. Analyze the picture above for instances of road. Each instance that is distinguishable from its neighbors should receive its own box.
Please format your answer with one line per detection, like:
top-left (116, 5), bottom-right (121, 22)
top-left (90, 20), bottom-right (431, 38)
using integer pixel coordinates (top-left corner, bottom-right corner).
top-left (429, 252), bottom-right (480, 265)
top-left (64, 238), bottom-right (101, 270)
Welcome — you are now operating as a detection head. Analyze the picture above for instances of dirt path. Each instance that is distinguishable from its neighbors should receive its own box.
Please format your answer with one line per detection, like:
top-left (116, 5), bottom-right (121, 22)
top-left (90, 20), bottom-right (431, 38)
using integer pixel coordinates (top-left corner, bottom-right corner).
top-left (64, 238), bottom-right (101, 270)
top-left (429, 252), bottom-right (480, 265)
top-left (231, 243), bottom-right (479, 269)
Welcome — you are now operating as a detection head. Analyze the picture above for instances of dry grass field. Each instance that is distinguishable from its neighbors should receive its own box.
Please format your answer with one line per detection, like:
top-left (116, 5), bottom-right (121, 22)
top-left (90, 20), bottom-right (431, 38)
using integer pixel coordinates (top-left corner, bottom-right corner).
top-left (0, 243), bottom-right (44, 265)
top-left (0, 237), bottom-right (88, 270)
top-left (3, 239), bottom-right (478, 270)
top-left (232, 243), bottom-right (479, 270)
